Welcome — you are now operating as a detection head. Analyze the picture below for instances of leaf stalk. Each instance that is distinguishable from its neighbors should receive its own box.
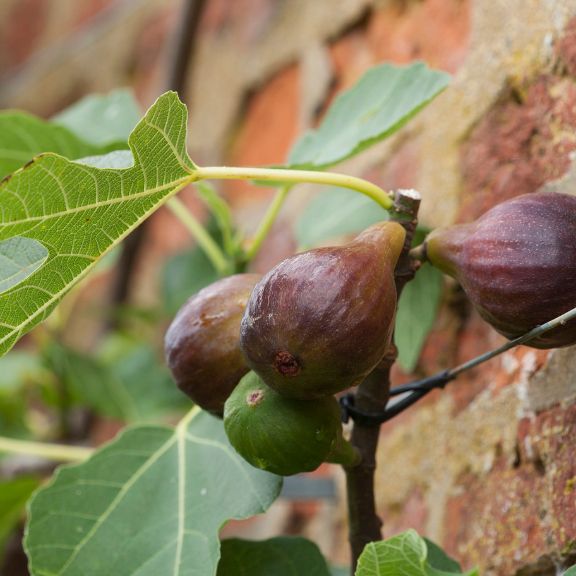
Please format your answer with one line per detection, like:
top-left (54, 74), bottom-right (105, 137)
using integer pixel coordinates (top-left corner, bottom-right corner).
top-left (196, 166), bottom-right (394, 211)
top-left (0, 436), bottom-right (93, 462)
top-left (166, 196), bottom-right (230, 274)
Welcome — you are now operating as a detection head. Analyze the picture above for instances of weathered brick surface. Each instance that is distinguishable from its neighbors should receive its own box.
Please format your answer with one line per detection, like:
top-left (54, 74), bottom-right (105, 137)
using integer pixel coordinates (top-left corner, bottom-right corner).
top-left (442, 405), bottom-right (576, 575)
top-left (460, 73), bottom-right (576, 222)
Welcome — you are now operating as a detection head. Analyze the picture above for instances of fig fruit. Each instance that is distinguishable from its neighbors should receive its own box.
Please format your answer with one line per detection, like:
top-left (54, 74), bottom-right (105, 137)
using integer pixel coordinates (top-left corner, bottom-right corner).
top-left (224, 371), bottom-right (359, 476)
top-left (164, 273), bottom-right (260, 416)
top-left (240, 221), bottom-right (406, 399)
top-left (425, 192), bottom-right (576, 348)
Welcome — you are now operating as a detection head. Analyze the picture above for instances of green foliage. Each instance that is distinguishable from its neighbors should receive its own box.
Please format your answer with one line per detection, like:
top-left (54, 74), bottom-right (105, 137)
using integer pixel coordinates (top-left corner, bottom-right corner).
top-left (217, 537), bottom-right (331, 575)
top-left (288, 62), bottom-right (450, 169)
top-left (0, 476), bottom-right (40, 563)
top-left (0, 351), bottom-right (45, 436)
top-left (44, 339), bottom-right (186, 424)
top-left (564, 566), bottom-right (576, 576)
top-left (424, 538), bottom-right (463, 573)
top-left (97, 336), bottom-right (187, 421)
top-left (355, 530), bottom-right (477, 576)
top-left (53, 89), bottom-right (140, 147)
top-left (0, 111), bottom-right (124, 181)
top-left (0, 236), bottom-right (49, 295)
top-left (162, 246), bottom-right (220, 315)
top-left (197, 183), bottom-right (242, 260)
top-left (395, 263), bottom-right (443, 372)
top-left (25, 410), bottom-right (282, 576)
top-left (0, 91), bottom-right (196, 358)
top-left (296, 187), bottom-right (389, 248)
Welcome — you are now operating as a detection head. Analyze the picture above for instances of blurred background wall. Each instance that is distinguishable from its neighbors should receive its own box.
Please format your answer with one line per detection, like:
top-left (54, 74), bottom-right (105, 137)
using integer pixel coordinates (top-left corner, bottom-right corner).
top-left (2, 1), bottom-right (576, 574)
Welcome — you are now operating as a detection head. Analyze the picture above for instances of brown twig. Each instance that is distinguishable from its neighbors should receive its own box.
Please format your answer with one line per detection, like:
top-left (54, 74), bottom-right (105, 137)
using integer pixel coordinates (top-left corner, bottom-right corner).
top-left (344, 189), bottom-right (421, 572)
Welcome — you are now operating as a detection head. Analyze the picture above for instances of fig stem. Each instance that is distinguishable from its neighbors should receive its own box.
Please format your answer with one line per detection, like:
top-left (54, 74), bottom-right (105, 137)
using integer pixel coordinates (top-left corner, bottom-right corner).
top-left (451, 303), bottom-right (576, 376)
top-left (344, 189), bottom-right (421, 572)
top-left (0, 436), bottom-right (93, 462)
top-left (244, 185), bottom-right (291, 262)
top-left (195, 166), bottom-right (394, 210)
top-left (166, 196), bottom-right (230, 274)
top-left (341, 303), bottom-right (576, 426)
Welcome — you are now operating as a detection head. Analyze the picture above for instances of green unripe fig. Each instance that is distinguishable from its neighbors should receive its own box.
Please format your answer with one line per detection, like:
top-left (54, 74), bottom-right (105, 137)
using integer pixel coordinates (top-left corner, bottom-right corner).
top-left (164, 273), bottom-right (260, 416)
top-left (425, 192), bottom-right (576, 349)
top-left (224, 372), bottom-right (359, 476)
top-left (240, 221), bottom-right (406, 399)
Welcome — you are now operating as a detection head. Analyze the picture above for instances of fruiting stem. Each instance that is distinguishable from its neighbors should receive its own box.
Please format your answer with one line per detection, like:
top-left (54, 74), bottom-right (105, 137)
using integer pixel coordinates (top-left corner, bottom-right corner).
top-left (195, 166), bottom-right (394, 210)
top-left (166, 196), bottom-right (230, 274)
top-left (344, 190), bottom-right (421, 572)
top-left (0, 436), bottom-right (93, 462)
top-left (451, 304), bottom-right (576, 377)
top-left (244, 185), bottom-right (291, 261)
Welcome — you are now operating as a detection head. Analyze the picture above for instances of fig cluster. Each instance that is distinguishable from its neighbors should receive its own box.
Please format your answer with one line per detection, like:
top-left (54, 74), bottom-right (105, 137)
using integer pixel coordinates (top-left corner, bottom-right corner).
top-left (424, 192), bottom-right (576, 348)
top-left (165, 221), bottom-right (406, 476)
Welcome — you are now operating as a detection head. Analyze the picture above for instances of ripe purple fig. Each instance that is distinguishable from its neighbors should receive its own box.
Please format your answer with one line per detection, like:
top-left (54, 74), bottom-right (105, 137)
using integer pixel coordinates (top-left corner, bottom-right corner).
top-left (164, 273), bottom-right (260, 416)
top-left (240, 221), bottom-right (406, 399)
top-left (425, 192), bottom-right (576, 348)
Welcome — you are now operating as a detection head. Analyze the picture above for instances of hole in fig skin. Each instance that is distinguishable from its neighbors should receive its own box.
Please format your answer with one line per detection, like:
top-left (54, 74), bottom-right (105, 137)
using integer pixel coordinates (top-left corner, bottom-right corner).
top-left (273, 351), bottom-right (301, 376)
top-left (246, 390), bottom-right (265, 407)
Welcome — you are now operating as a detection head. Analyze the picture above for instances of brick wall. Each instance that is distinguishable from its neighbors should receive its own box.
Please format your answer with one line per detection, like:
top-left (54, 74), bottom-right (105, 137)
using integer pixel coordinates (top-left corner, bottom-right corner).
top-left (2, 1), bottom-right (576, 574)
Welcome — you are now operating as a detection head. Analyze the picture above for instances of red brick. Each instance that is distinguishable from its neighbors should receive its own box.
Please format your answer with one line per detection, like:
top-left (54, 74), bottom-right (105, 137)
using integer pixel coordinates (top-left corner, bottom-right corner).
top-left (226, 64), bottom-right (300, 204)
top-left (460, 74), bottom-right (576, 222)
top-left (367, 0), bottom-right (471, 74)
top-left (556, 16), bottom-right (576, 77)
top-left (442, 405), bottom-right (576, 575)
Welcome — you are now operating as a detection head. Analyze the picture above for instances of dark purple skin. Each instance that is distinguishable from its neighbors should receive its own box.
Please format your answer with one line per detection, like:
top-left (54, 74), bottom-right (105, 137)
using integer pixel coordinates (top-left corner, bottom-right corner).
top-left (426, 192), bottom-right (576, 348)
top-left (164, 273), bottom-right (260, 416)
top-left (240, 222), bottom-right (406, 399)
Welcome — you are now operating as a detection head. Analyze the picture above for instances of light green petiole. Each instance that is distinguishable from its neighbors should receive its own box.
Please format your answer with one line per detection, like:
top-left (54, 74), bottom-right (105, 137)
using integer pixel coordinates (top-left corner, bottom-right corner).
top-left (195, 166), bottom-right (393, 211)
top-left (244, 185), bottom-right (291, 262)
top-left (166, 196), bottom-right (230, 275)
top-left (171, 165), bottom-right (393, 270)
top-left (0, 436), bottom-right (93, 462)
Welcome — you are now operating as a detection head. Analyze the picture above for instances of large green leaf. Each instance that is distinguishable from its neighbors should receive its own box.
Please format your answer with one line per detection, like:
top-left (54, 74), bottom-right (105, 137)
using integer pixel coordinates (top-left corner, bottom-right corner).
top-left (0, 476), bottom-right (40, 563)
top-left (355, 530), bottom-right (477, 576)
top-left (564, 566), bottom-right (576, 576)
top-left (25, 410), bottom-right (282, 576)
top-left (288, 62), bottom-right (450, 169)
top-left (217, 537), bottom-right (331, 576)
top-left (0, 91), bottom-right (197, 357)
top-left (296, 187), bottom-right (389, 248)
top-left (53, 90), bottom-right (140, 147)
top-left (395, 262), bottom-right (443, 372)
top-left (0, 112), bottom-right (125, 181)
top-left (0, 236), bottom-right (49, 294)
